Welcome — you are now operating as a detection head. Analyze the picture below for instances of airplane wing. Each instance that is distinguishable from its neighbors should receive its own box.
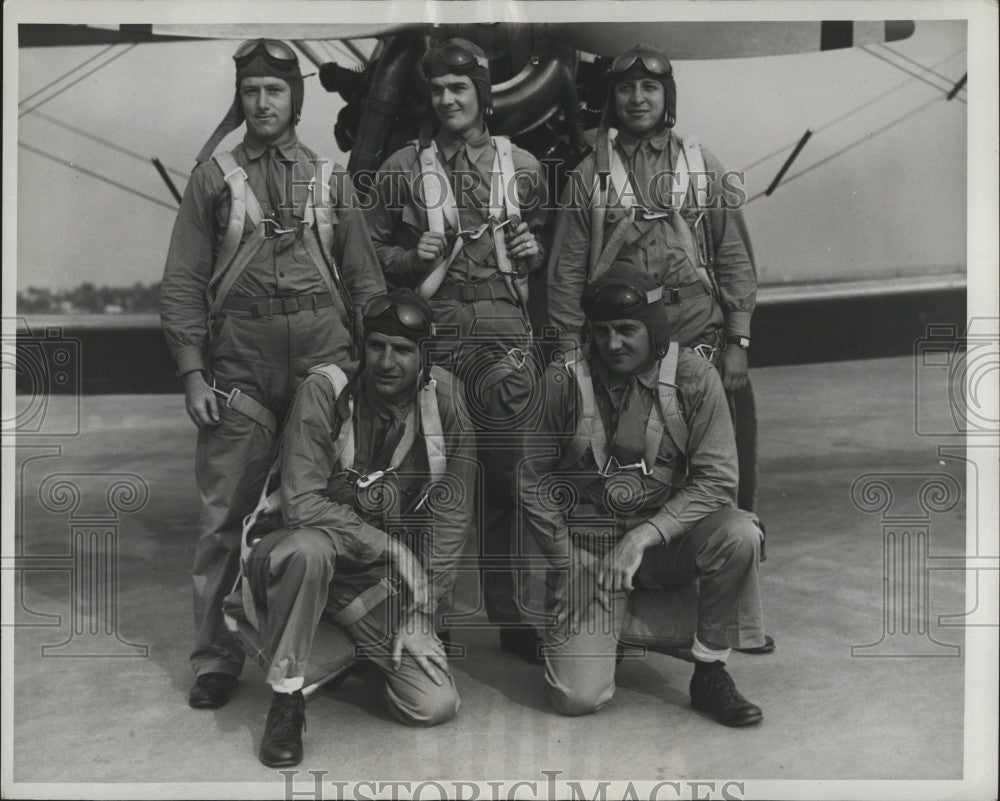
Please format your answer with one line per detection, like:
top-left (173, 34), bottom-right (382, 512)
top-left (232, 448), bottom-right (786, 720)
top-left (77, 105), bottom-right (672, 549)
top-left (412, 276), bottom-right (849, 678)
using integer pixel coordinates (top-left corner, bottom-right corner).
top-left (546, 20), bottom-right (915, 59)
top-left (19, 23), bottom-right (408, 47)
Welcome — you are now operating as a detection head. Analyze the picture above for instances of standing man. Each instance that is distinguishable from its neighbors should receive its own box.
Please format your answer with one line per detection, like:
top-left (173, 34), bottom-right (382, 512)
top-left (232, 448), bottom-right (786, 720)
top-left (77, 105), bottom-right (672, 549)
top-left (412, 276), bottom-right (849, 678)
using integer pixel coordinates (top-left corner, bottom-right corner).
top-left (519, 264), bottom-right (766, 726)
top-left (160, 39), bottom-right (385, 710)
top-left (367, 39), bottom-right (551, 662)
top-left (238, 290), bottom-right (470, 767)
top-left (548, 44), bottom-right (761, 518)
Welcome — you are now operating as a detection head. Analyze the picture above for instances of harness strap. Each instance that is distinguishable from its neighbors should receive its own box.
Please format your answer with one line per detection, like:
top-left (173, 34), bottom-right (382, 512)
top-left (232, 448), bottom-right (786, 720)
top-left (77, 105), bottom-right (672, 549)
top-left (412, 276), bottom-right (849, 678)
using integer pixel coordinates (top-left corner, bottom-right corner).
top-left (211, 384), bottom-right (278, 435)
top-left (562, 343), bottom-right (687, 476)
top-left (421, 367), bottom-right (449, 483)
top-left (209, 152), bottom-right (266, 299)
top-left (329, 578), bottom-right (397, 627)
top-left (298, 158), bottom-right (352, 317)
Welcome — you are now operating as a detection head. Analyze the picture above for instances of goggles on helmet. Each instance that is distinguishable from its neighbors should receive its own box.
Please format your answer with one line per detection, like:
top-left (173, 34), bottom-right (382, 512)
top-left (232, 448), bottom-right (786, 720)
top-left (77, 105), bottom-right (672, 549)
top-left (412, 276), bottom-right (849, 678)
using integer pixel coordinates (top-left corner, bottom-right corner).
top-left (609, 48), bottom-right (673, 78)
top-left (422, 42), bottom-right (489, 73)
top-left (362, 295), bottom-right (432, 334)
top-left (581, 283), bottom-right (664, 317)
top-left (233, 39), bottom-right (299, 67)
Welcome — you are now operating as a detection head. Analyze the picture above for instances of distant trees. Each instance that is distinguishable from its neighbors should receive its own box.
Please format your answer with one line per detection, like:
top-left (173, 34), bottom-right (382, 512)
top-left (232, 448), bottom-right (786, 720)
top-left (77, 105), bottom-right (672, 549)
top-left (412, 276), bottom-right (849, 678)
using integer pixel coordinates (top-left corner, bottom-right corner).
top-left (17, 282), bottom-right (161, 314)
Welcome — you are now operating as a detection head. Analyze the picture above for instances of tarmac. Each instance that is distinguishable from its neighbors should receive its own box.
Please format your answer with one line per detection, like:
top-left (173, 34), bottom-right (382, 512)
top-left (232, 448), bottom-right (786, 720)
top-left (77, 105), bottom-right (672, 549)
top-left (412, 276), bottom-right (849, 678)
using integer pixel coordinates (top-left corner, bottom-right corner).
top-left (7, 355), bottom-right (971, 791)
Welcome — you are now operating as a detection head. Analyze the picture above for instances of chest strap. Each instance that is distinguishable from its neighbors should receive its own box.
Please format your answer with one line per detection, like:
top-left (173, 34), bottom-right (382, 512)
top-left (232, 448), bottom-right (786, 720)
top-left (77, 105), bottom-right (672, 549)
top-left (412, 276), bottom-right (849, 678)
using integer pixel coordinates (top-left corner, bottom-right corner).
top-left (417, 138), bottom-right (523, 303)
top-left (562, 343), bottom-right (687, 484)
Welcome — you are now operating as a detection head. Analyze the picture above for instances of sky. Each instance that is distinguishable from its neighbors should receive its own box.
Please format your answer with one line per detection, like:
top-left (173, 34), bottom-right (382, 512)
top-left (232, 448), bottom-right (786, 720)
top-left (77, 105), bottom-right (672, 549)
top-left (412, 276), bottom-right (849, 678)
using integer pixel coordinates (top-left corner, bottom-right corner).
top-left (12, 16), bottom-right (969, 291)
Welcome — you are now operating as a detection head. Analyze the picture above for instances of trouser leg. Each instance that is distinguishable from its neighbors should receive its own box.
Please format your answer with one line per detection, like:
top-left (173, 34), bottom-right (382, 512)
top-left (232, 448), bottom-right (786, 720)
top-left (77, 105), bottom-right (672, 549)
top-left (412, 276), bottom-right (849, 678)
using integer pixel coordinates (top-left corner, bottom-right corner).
top-left (245, 528), bottom-right (337, 687)
top-left (729, 379), bottom-right (759, 514)
top-left (329, 576), bottom-right (461, 727)
top-left (544, 544), bottom-right (628, 716)
top-left (644, 508), bottom-right (765, 649)
top-left (190, 402), bottom-right (274, 676)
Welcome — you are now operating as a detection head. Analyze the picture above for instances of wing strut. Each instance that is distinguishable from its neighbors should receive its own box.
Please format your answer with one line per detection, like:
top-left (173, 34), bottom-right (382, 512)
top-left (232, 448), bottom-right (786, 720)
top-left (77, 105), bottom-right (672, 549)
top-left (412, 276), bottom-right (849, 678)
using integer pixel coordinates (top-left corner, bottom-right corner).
top-left (764, 130), bottom-right (813, 197)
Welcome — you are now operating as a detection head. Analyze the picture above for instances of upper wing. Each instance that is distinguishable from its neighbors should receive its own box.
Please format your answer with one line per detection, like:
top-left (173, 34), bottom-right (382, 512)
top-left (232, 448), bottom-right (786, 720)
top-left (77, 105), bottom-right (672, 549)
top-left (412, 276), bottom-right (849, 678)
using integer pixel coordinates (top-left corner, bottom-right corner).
top-left (545, 21), bottom-right (915, 59)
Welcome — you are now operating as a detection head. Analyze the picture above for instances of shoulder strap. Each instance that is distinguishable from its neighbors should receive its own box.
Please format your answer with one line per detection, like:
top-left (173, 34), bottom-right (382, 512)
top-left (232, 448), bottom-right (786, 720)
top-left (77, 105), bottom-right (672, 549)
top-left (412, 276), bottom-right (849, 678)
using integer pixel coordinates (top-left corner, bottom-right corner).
top-left (418, 141), bottom-right (460, 233)
top-left (421, 366), bottom-right (449, 483)
top-left (562, 356), bottom-right (609, 471)
top-left (207, 151), bottom-right (268, 311)
top-left (491, 136), bottom-right (520, 221)
top-left (655, 342), bottom-right (689, 455)
top-left (307, 364), bottom-right (355, 472)
top-left (298, 158), bottom-right (350, 313)
top-left (607, 136), bottom-right (637, 212)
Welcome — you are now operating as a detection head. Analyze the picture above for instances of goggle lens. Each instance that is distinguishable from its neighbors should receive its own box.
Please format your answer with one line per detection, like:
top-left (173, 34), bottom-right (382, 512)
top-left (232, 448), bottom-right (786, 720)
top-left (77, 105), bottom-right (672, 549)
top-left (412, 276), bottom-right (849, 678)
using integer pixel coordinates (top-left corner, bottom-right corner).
top-left (423, 43), bottom-right (489, 71)
top-left (234, 39), bottom-right (298, 64)
top-left (363, 296), bottom-right (431, 332)
top-left (582, 283), bottom-right (647, 314)
top-left (610, 50), bottom-right (672, 77)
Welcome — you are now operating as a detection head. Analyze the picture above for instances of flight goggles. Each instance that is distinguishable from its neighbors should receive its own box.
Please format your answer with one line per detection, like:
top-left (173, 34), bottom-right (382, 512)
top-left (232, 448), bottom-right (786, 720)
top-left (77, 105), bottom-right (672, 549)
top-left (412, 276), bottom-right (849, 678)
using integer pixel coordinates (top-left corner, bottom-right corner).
top-left (362, 295), bottom-right (432, 334)
top-left (609, 48), bottom-right (673, 78)
top-left (581, 283), bottom-right (664, 316)
top-left (233, 39), bottom-right (299, 67)
top-left (422, 42), bottom-right (489, 73)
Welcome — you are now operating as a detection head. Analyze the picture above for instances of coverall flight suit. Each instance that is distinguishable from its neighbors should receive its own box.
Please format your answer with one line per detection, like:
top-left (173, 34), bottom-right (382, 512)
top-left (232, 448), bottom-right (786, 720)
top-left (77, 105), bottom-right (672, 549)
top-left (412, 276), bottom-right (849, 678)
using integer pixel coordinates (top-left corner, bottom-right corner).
top-left (243, 368), bottom-right (474, 723)
top-left (160, 129), bottom-right (385, 679)
top-left (367, 126), bottom-right (551, 628)
top-left (518, 347), bottom-right (765, 715)
top-left (547, 128), bottom-right (760, 512)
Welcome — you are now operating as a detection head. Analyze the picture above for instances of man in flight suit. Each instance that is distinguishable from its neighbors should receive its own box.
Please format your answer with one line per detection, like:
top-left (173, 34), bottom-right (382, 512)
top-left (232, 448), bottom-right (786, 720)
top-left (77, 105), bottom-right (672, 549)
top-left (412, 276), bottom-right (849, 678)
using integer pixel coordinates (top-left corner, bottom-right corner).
top-left (367, 39), bottom-right (551, 662)
top-left (160, 39), bottom-right (385, 710)
top-left (547, 44), bottom-right (761, 519)
top-left (242, 290), bottom-right (471, 767)
top-left (519, 264), bottom-right (766, 726)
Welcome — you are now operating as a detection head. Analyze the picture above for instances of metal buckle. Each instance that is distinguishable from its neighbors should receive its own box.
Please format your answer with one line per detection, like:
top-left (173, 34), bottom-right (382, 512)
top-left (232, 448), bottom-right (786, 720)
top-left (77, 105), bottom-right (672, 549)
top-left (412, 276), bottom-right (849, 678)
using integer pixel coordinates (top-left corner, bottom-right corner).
top-left (505, 347), bottom-right (528, 371)
top-left (634, 206), bottom-right (672, 222)
top-left (599, 455), bottom-right (652, 478)
top-left (355, 468), bottom-right (395, 489)
top-left (209, 381), bottom-right (240, 407)
top-left (262, 216), bottom-right (295, 239)
top-left (693, 343), bottom-right (717, 362)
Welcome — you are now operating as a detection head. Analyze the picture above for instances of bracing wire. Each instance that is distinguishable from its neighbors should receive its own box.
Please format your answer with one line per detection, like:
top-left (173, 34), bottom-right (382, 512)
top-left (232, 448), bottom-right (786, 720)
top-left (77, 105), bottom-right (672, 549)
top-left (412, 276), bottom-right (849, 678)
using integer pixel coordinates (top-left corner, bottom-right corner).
top-left (18, 44), bottom-right (139, 118)
top-left (19, 44), bottom-right (118, 107)
top-left (19, 141), bottom-right (178, 211)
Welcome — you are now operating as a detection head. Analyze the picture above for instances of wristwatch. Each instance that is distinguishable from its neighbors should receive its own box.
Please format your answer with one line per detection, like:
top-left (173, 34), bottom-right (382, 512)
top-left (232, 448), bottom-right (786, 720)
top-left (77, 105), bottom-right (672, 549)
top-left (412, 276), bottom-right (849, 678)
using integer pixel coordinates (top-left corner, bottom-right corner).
top-left (726, 335), bottom-right (750, 349)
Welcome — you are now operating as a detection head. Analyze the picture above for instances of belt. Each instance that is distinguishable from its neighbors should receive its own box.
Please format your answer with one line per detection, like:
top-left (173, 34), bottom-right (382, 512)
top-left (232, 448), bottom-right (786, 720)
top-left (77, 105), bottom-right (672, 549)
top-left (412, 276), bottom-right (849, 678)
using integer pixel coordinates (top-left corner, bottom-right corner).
top-left (662, 281), bottom-right (709, 305)
top-left (434, 279), bottom-right (516, 304)
top-left (222, 292), bottom-right (334, 318)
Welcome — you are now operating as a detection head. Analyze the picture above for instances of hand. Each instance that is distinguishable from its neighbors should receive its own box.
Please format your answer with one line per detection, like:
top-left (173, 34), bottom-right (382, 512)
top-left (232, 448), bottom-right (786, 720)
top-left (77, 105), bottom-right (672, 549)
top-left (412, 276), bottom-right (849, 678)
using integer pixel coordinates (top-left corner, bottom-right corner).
top-left (392, 611), bottom-right (450, 686)
top-left (504, 219), bottom-right (539, 260)
top-left (182, 371), bottom-right (220, 429)
top-left (388, 541), bottom-right (430, 613)
top-left (416, 231), bottom-right (448, 263)
top-left (597, 522), bottom-right (661, 593)
top-left (720, 345), bottom-right (749, 392)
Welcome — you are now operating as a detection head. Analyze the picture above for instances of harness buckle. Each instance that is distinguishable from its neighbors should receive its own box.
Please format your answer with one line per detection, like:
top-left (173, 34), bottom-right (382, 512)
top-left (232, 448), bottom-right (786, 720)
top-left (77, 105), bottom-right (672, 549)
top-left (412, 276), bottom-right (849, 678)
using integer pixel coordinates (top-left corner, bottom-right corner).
top-left (262, 216), bottom-right (296, 239)
top-left (209, 381), bottom-right (239, 407)
top-left (356, 468), bottom-right (393, 489)
top-left (505, 347), bottom-right (529, 371)
top-left (634, 206), bottom-right (672, 222)
top-left (693, 343), bottom-right (717, 362)
top-left (599, 455), bottom-right (652, 478)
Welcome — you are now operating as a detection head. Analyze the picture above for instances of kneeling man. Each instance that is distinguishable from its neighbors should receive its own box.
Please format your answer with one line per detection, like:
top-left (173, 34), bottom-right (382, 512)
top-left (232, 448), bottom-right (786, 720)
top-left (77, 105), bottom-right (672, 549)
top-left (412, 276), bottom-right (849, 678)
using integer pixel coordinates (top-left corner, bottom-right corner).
top-left (519, 264), bottom-right (765, 726)
top-left (240, 290), bottom-right (473, 766)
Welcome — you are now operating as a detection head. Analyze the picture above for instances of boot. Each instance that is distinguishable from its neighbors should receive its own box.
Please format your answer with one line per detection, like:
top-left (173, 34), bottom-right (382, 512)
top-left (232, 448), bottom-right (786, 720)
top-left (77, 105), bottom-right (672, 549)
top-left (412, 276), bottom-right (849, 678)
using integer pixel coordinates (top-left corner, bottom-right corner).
top-left (259, 690), bottom-right (306, 767)
top-left (689, 660), bottom-right (762, 727)
top-left (499, 627), bottom-right (545, 665)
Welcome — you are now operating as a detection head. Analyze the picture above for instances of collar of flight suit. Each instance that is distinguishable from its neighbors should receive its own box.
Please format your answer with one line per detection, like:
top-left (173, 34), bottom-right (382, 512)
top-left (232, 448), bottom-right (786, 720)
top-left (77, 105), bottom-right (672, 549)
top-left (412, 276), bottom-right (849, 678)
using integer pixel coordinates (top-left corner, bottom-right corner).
top-left (592, 353), bottom-right (661, 398)
top-left (613, 124), bottom-right (672, 160)
top-left (242, 127), bottom-right (301, 162)
top-left (435, 123), bottom-right (493, 167)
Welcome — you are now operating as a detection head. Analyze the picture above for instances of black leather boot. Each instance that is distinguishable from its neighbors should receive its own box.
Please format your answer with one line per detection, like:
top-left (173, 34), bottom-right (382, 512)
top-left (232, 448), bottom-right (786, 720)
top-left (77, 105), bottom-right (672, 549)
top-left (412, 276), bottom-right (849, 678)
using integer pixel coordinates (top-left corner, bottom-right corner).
top-left (689, 661), bottom-right (763, 727)
top-left (259, 690), bottom-right (306, 768)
